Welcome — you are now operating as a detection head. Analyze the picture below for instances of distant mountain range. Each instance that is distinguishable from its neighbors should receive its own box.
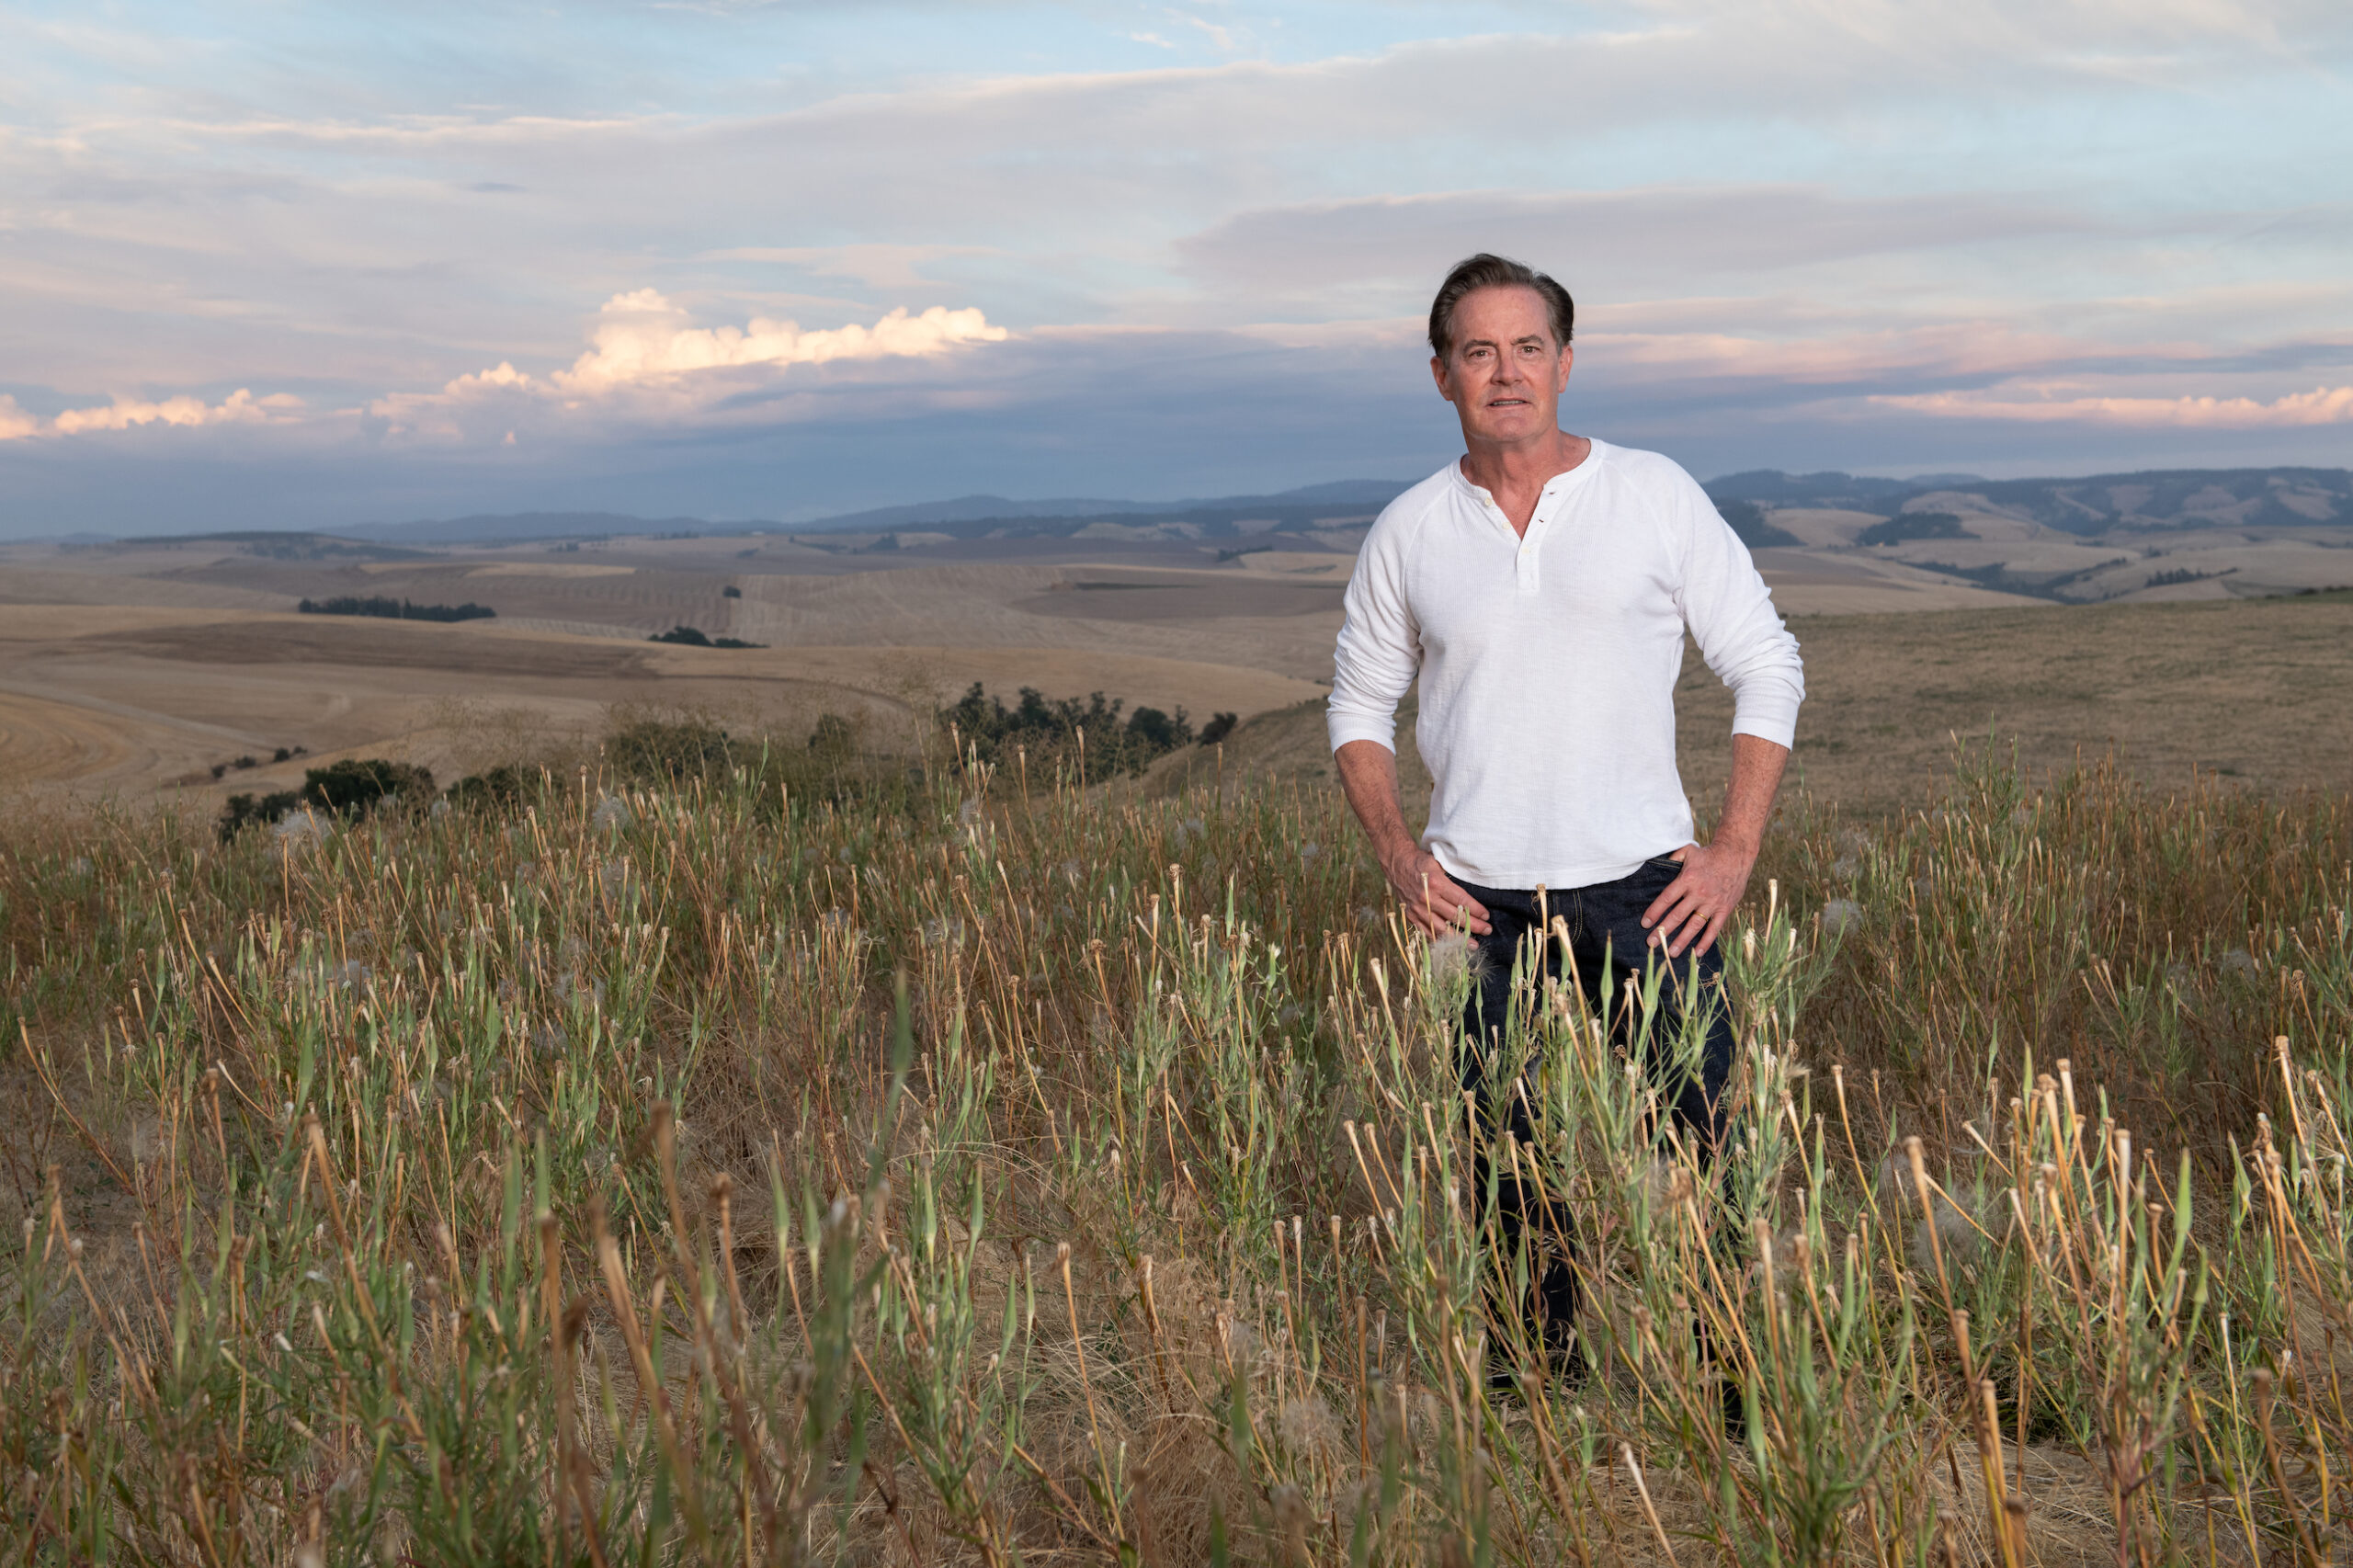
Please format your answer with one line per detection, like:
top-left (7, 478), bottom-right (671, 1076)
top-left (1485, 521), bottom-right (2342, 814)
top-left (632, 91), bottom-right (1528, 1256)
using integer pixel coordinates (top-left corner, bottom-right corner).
top-left (791, 478), bottom-right (1413, 533)
top-left (266, 464), bottom-right (2353, 547)
top-left (342, 480), bottom-right (1418, 545)
top-left (344, 511), bottom-right (741, 546)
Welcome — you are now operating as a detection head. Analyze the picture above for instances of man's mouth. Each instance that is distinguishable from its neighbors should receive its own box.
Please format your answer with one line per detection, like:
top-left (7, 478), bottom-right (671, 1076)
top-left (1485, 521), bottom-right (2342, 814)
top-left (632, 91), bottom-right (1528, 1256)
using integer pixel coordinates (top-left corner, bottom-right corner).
top-left (1488, 397), bottom-right (1529, 407)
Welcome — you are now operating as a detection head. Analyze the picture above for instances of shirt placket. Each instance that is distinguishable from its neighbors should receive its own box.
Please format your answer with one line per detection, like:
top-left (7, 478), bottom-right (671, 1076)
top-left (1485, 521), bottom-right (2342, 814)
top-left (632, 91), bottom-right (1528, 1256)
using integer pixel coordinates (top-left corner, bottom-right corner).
top-left (1515, 487), bottom-right (1558, 594)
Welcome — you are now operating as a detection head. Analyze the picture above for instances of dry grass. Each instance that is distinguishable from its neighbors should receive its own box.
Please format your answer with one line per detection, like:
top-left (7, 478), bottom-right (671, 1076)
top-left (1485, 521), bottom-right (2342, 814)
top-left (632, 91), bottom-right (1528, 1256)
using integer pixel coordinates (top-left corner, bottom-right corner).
top-left (0, 714), bottom-right (2347, 1565)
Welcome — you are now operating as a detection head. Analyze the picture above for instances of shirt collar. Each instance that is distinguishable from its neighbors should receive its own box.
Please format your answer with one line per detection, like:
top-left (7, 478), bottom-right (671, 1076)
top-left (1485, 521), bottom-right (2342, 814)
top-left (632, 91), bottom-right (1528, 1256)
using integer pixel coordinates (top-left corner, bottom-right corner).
top-left (1449, 439), bottom-right (1607, 525)
top-left (1449, 438), bottom-right (1607, 504)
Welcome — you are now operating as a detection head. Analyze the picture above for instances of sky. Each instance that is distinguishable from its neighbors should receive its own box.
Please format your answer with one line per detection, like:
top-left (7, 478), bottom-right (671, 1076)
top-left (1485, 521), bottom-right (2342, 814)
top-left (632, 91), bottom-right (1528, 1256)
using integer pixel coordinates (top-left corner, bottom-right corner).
top-left (1, 0), bottom-right (2348, 535)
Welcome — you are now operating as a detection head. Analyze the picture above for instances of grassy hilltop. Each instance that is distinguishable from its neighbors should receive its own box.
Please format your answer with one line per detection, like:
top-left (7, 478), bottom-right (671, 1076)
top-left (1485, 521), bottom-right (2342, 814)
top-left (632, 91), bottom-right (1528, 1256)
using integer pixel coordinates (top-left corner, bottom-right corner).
top-left (1, 704), bottom-right (2349, 1565)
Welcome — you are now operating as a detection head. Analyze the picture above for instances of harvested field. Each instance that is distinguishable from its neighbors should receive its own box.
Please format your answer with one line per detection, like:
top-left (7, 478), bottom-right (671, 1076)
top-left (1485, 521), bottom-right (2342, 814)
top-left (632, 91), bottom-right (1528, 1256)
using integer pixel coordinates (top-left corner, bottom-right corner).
top-left (1162, 593), bottom-right (2353, 823)
top-left (2, 536), bottom-right (2347, 817)
top-left (1679, 592), bottom-right (2353, 813)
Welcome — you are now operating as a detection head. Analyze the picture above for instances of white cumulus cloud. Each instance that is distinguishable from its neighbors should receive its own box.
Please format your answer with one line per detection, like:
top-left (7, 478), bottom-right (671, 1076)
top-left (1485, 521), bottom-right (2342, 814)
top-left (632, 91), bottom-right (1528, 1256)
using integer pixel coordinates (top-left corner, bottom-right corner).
top-left (374, 291), bottom-right (1011, 436)
top-left (549, 290), bottom-right (1007, 392)
top-left (3, 389), bottom-right (301, 439)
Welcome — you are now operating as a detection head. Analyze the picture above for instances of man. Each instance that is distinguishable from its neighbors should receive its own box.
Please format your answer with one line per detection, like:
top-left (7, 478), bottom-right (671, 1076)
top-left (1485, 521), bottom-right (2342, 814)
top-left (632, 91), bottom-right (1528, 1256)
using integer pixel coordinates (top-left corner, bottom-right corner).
top-left (1326, 253), bottom-right (1804, 1379)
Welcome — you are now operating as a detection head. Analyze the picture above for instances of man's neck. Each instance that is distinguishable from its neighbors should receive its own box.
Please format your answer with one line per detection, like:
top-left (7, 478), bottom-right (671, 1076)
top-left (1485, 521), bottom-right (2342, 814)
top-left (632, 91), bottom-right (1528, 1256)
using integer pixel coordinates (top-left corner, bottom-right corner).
top-left (1459, 429), bottom-right (1592, 534)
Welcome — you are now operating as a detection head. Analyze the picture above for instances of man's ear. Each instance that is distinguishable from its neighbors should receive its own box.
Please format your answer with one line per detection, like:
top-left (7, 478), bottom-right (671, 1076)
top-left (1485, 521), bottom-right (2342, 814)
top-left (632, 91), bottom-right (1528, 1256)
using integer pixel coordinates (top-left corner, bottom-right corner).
top-left (1553, 343), bottom-right (1574, 393)
top-left (1431, 354), bottom-right (1455, 403)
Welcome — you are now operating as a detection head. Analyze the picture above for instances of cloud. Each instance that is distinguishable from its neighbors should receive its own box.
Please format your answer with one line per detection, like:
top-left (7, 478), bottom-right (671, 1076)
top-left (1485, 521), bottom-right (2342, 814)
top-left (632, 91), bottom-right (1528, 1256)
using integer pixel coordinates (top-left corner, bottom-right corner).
top-left (699, 244), bottom-right (996, 291)
top-left (548, 290), bottom-right (1006, 391)
top-left (1871, 382), bottom-right (2353, 426)
top-left (1177, 186), bottom-right (2107, 306)
top-left (1174, 13), bottom-right (1242, 52)
top-left (369, 290), bottom-right (1010, 436)
top-left (0, 397), bottom-right (39, 441)
top-left (3, 0), bottom-right (2347, 518)
top-left (4, 388), bottom-right (301, 439)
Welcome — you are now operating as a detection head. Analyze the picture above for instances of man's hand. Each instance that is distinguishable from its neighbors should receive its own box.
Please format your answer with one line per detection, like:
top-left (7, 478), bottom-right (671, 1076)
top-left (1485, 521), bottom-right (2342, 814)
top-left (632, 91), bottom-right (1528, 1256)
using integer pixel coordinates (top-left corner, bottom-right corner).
top-left (1643, 735), bottom-right (1790, 960)
top-left (1639, 839), bottom-right (1755, 960)
top-left (1335, 740), bottom-right (1494, 940)
top-left (1382, 846), bottom-right (1492, 938)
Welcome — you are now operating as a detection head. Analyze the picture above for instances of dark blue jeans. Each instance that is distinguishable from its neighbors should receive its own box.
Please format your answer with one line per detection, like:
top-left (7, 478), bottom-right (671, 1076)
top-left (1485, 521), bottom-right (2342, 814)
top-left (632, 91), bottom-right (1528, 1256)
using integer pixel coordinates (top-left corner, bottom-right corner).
top-left (1455, 855), bottom-right (1737, 1365)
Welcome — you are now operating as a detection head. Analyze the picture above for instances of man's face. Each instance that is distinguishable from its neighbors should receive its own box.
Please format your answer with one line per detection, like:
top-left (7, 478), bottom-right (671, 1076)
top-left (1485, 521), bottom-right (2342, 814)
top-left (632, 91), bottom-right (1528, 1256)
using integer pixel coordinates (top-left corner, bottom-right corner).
top-left (1430, 285), bottom-right (1573, 446)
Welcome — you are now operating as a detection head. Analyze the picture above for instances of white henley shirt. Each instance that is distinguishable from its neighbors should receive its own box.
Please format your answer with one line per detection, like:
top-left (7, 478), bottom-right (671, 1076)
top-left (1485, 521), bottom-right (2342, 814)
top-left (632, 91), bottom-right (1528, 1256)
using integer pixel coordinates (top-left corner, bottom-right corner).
top-left (1326, 439), bottom-right (1805, 891)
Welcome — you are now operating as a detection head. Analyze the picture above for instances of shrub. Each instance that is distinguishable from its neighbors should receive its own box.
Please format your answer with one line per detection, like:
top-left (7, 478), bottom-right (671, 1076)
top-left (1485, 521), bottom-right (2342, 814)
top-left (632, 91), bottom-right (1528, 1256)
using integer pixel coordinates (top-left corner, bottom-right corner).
top-left (607, 716), bottom-right (734, 783)
top-left (446, 764), bottom-right (534, 812)
top-left (216, 790), bottom-right (300, 838)
top-left (1198, 711), bottom-right (1239, 746)
top-left (297, 757), bottom-right (435, 816)
top-left (218, 759), bottom-right (434, 840)
top-left (649, 625), bottom-right (764, 649)
top-left (722, 585), bottom-right (742, 598)
top-left (1857, 510), bottom-right (1969, 546)
top-left (1124, 705), bottom-right (1190, 752)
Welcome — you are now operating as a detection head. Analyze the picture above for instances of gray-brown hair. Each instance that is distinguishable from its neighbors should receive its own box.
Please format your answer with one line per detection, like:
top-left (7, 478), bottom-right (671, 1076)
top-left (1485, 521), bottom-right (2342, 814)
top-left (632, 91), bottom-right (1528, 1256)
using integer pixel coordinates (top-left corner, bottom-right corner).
top-left (1428, 253), bottom-right (1574, 359)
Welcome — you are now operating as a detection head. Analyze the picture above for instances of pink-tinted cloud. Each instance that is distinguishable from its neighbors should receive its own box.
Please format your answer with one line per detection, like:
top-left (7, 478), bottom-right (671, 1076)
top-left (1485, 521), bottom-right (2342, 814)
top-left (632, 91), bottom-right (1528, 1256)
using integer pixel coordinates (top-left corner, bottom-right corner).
top-left (1, 388), bottom-right (301, 440)
top-left (546, 290), bottom-right (1006, 392)
top-left (367, 290), bottom-right (1011, 437)
top-left (1582, 324), bottom-right (2169, 383)
top-left (1871, 382), bottom-right (2353, 426)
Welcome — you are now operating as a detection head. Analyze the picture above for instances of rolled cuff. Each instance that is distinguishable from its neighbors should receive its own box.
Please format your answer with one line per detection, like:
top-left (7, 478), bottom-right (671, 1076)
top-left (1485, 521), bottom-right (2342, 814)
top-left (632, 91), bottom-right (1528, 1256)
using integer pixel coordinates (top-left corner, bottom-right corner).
top-left (1327, 710), bottom-right (1398, 755)
top-left (1729, 682), bottom-right (1802, 750)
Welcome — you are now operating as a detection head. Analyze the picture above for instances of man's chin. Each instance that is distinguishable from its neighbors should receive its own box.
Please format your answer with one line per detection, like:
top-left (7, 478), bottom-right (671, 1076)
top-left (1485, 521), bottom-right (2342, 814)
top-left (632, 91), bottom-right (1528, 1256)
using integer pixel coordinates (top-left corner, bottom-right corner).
top-left (1472, 414), bottom-right (1547, 440)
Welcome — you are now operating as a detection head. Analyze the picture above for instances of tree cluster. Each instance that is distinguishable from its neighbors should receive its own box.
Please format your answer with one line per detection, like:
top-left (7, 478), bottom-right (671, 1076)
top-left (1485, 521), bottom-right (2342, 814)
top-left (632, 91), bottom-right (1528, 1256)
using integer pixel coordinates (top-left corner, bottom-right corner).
top-left (649, 625), bottom-right (764, 649)
top-left (297, 596), bottom-right (495, 622)
top-left (939, 683), bottom-right (1196, 778)
top-left (218, 758), bottom-right (436, 840)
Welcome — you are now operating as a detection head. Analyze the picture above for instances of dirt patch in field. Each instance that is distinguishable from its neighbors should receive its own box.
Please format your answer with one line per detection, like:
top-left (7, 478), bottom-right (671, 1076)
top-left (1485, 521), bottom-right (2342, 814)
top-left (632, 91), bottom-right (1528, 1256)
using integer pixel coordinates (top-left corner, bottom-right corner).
top-left (460, 562), bottom-right (638, 578)
top-left (1017, 572), bottom-right (1347, 622)
top-left (89, 619), bottom-right (658, 679)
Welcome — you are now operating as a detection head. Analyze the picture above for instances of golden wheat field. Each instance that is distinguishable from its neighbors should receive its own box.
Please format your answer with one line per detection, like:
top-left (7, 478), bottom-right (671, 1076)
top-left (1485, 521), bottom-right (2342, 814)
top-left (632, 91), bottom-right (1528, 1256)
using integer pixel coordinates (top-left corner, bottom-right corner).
top-left (3, 530), bottom-right (2349, 817)
top-left (0, 533), bottom-right (2349, 1567)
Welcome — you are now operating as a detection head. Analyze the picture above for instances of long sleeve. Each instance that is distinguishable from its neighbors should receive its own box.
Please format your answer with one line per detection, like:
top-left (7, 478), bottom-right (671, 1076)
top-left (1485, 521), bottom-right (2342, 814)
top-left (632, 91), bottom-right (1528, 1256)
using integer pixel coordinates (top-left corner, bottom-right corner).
top-left (1326, 517), bottom-right (1421, 754)
top-left (1669, 472), bottom-right (1805, 747)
